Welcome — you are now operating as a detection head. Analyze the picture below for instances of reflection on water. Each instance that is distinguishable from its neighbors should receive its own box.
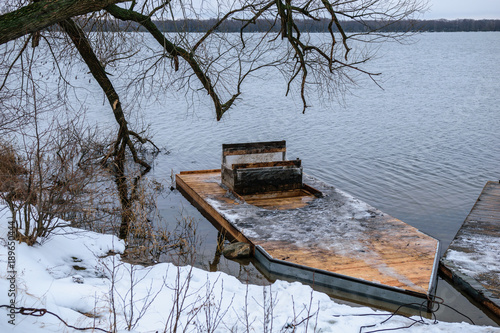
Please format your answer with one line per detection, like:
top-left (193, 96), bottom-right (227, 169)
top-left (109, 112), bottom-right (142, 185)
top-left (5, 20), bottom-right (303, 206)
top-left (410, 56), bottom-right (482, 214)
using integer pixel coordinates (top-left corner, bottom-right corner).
top-left (147, 32), bottom-right (500, 326)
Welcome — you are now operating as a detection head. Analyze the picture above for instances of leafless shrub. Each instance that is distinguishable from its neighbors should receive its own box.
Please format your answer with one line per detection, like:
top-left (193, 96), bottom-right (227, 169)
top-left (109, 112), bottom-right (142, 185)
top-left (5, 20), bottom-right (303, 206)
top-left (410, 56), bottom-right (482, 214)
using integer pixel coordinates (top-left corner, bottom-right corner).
top-left (194, 276), bottom-right (233, 333)
top-left (234, 283), bottom-right (256, 332)
top-left (280, 292), bottom-right (319, 333)
top-left (0, 110), bottom-right (113, 245)
top-left (260, 285), bottom-right (278, 333)
top-left (162, 265), bottom-right (199, 332)
top-left (119, 265), bottom-right (165, 331)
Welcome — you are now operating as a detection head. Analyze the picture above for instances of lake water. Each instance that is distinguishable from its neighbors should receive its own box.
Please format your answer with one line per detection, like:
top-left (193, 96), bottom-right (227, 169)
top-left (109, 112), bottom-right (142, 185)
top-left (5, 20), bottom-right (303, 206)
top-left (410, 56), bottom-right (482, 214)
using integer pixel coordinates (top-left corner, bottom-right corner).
top-left (84, 32), bottom-right (500, 324)
top-left (148, 32), bottom-right (499, 249)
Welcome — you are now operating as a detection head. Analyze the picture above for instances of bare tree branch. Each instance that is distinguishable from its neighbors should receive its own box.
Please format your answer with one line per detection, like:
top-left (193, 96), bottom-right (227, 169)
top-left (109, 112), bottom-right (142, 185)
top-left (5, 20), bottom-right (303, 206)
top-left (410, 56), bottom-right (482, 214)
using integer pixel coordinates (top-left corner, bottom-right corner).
top-left (0, 0), bottom-right (127, 45)
top-left (105, 4), bottom-right (239, 120)
top-left (0, 36), bottom-right (31, 91)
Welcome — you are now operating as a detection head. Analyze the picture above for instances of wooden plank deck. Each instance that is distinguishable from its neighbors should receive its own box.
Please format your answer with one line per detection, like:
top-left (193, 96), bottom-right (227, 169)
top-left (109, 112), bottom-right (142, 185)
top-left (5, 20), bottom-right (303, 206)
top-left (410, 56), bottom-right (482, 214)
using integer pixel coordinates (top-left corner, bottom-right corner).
top-left (176, 170), bottom-right (440, 304)
top-left (440, 181), bottom-right (500, 319)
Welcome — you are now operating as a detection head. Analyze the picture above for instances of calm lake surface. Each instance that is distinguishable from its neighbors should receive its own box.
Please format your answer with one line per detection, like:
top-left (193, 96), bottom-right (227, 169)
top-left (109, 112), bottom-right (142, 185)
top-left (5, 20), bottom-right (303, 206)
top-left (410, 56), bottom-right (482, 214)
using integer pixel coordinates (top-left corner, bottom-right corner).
top-left (91, 32), bottom-right (500, 324)
top-left (150, 32), bottom-right (499, 250)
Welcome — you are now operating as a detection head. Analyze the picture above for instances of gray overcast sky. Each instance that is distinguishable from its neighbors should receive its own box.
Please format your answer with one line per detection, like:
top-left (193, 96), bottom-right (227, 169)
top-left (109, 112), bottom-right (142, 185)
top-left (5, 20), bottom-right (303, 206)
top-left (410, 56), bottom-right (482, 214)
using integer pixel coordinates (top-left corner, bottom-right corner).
top-left (132, 0), bottom-right (500, 20)
top-left (424, 0), bottom-right (500, 19)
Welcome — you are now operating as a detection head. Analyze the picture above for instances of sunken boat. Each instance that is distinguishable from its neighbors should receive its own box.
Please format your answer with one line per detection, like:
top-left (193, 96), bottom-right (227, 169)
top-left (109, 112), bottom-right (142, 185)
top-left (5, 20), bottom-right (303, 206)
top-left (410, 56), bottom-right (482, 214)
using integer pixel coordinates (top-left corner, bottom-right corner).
top-left (176, 141), bottom-right (440, 309)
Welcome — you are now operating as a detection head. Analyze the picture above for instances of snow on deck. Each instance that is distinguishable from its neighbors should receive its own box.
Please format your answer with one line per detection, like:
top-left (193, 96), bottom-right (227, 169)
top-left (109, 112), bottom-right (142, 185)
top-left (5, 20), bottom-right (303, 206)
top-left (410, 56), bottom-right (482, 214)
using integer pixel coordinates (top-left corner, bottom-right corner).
top-left (176, 170), bottom-right (439, 296)
top-left (440, 181), bottom-right (500, 318)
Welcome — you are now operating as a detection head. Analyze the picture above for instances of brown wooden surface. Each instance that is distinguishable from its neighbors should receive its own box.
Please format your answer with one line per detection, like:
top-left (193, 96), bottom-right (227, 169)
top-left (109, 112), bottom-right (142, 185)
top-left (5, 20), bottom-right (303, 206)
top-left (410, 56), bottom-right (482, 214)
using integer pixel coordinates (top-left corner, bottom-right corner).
top-left (260, 240), bottom-right (433, 293)
top-left (243, 189), bottom-right (316, 210)
top-left (440, 181), bottom-right (500, 318)
top-left (176, 170), bottom-right (439, 295)
top-left (176, 171), bottom-right (252, 244)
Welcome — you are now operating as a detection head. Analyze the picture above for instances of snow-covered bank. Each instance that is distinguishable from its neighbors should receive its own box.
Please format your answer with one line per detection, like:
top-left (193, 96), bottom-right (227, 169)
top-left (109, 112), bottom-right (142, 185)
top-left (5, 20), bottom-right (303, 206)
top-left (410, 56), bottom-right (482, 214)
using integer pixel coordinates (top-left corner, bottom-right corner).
top-left (0, 206), bottom-right (498, 332)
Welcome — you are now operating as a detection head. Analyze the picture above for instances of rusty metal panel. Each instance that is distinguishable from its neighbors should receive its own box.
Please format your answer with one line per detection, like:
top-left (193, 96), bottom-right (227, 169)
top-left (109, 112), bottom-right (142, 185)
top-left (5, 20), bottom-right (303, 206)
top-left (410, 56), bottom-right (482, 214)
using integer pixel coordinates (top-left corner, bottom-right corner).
top-left (222, 140), bottom-right (286, 156)
top-left (221, 164), bottom-right (303, 195)
top-left (222, 141), bottom-right (287, 168)
top-left (233, 165), bottom-right (303, 195)
top-left (221, 141), bottom-right (302, 195)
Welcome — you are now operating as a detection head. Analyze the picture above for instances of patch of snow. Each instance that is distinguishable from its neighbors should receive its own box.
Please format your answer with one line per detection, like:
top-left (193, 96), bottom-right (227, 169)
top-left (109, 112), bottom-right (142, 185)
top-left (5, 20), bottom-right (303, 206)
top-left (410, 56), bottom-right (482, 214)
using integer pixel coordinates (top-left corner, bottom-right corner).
top-left (1, 205), bottom-right (498, 332)
top-left (445, 246), bottom-right (500, 279)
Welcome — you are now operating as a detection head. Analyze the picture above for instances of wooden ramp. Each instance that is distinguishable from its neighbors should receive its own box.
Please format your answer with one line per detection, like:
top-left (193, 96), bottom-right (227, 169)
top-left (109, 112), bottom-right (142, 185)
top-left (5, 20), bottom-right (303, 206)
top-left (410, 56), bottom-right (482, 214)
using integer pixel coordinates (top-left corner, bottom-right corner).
top-left (176, 170), bottom-right (440, 308)
top-left (440, 181), bottom-right (500, 319)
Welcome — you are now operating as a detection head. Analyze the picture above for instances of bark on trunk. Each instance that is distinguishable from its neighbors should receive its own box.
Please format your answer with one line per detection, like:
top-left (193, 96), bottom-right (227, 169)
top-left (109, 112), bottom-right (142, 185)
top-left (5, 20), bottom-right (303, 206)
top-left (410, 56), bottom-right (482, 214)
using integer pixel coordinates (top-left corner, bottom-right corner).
top-left (0, 0), bottom-right (126, 45)
top-left (59, 18), bottom-right (145, 240)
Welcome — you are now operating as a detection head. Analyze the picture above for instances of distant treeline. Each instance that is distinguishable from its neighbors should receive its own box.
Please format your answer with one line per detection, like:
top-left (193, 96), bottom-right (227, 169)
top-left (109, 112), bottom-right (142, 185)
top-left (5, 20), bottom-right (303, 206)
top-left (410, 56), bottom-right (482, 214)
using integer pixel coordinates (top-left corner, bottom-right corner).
top-left (90, 18), bottom-right (500, 33)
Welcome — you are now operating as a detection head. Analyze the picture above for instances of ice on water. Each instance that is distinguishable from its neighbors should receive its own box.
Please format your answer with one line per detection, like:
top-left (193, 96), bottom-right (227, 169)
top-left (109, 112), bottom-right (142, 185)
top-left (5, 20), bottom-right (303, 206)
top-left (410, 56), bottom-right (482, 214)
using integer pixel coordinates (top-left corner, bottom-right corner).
top-left (208, 174), bottom-right (383, 252)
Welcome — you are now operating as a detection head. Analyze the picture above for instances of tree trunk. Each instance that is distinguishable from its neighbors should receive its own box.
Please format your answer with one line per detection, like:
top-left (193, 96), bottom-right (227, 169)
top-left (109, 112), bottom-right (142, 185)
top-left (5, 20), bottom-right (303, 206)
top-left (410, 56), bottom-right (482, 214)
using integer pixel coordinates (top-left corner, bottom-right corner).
top-left (59, 18), bottom-right (143, 240)
top-left (0, 0), bottom-right (125, 45)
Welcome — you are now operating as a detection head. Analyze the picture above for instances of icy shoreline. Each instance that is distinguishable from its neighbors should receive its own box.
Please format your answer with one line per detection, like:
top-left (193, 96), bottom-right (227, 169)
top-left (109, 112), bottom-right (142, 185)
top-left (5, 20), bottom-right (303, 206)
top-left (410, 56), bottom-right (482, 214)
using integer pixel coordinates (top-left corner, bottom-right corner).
top-left (0, 206), bottom-right (498, 332)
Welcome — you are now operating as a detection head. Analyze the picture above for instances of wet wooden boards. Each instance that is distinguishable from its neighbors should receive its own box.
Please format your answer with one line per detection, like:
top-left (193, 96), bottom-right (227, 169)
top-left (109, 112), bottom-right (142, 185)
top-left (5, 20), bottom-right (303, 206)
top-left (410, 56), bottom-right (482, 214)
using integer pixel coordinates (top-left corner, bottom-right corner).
top-left (176, 170), bottom-right (440, 308)
top-left (440, 181), bottom-right (500, 319)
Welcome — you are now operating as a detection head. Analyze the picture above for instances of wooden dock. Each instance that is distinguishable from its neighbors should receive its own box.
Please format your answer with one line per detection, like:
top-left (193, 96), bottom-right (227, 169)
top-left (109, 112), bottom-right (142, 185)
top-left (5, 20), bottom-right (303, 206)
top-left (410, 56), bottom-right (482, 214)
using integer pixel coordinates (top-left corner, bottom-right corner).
top-left (176, 169), bottom-right (440, 308)
top-left (440, 181), bottom-right (500, 319)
